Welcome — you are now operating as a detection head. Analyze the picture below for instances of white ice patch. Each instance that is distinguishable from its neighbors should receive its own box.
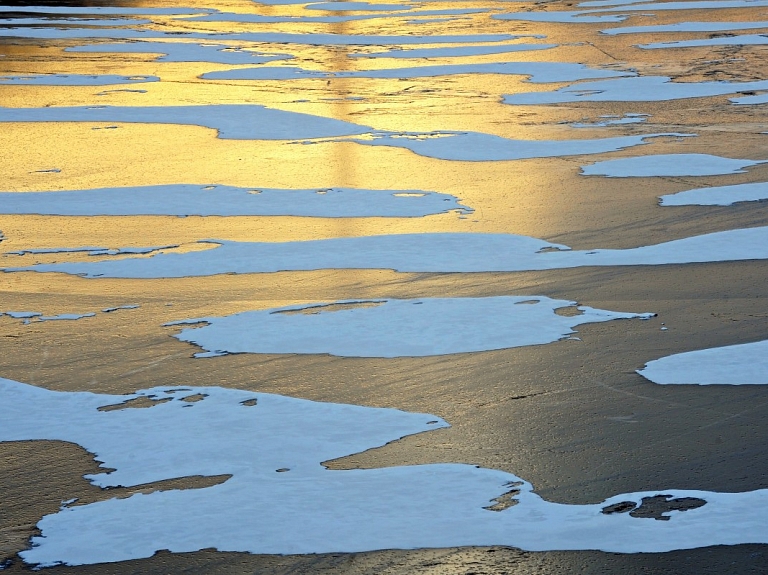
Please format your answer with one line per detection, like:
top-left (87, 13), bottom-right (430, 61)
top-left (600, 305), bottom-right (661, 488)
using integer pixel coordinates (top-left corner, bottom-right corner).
top-left (328, 131), bottom-right (688, 162)
top-left (12, 226), bottom-right (768, 277)
top-left (0, 6), bottom-right (211, 15)
top-left (0, 27), bottom-right (515, 45)
top-left (67, 42), bottom-right (293, 65)
top-left (37, 313), bottom-right (97, 322)
top-left (660, 182), bottom-right (768, 206)
top-left (0, 105), bottom-right (369, 141)
top-left (504, 76), bottom-right (768, 105)
top-left (496, 0), bottom-right (768, 23)
top-left (570, 114), bottom-right (648, 128)
top-left (0, 74), bottom-right (158, 86)
top-left (167, 296), bottom-right (653, 358)
top-left (349, 42), bottom-right (553, 58)
top-left (202, 61), bottom-right (630, 83)
top-left (639, 34), bottom-right (768, 49)
top-left (5, 245), bottom-right (176, 256)
top-left (0, 17), bottom-right (150, 26)
top-left (2, 377), bottom-right (768, 567)
top-left (305, 1), bottom-right (414, 11)
top-left (582, 154), bottom-right (765, 177)
top-left (601, 21), bottom-right (768, 35)
top-left (0, 185), bottom-right (471, 218)
top-left (0, 105), bottom-right (679, 162)
top-left (184, 8), bottom-right (489, 24)
top-left (638, 340), bottom-right (768, 385)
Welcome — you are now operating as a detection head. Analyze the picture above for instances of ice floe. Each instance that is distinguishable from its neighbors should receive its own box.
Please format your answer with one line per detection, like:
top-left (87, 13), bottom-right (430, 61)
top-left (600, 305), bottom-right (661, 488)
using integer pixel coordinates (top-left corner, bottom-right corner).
top-left (503, 77), bottom-right (768, 105)
top-left (638, 340), bottom-right (768, 385)
top-left (186, 8), bottom-right (491, 24)
top-left (11, 226), bottom-right (768, 278)
top-left (660, 182), bottom-right (768, 206)
top-left (0, 185), bottom-right (471, 218)
top-left (0, 6), bottom-right (210, 15)
top-left (582, 154), bottom-right (765, 177)
top-left (0, 74), bottom-right (157, 86)
top-left (67, 42), bottom-right (293, 65)
top-left (2, 376), bottom-right (768, 567)
top-left (167, 296), bottom-right (653, 358)
top-left (202, 62), bottom-right (630, 83)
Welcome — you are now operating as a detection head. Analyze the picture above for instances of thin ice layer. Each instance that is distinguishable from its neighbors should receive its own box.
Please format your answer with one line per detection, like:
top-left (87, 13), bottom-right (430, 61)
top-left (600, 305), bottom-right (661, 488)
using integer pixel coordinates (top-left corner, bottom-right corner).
top-left (1, 377), bottom-right (767, 567)
top-left (167, 296), bottom-right (653, 358)
top-left (0, 185), bottom-right (471, 217)
top-left (10, 226), bottom-right (768, 277)
top-left (638, 340), bottom-right (768, 384)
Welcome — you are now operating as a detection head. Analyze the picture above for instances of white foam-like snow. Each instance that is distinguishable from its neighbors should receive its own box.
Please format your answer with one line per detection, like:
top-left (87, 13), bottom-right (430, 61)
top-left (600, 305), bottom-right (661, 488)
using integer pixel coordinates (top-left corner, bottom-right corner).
top-left (0, 74), bottom-right (158, 86)
top-left (202, 62), bottom-right (630, 83)
top-left (168, 296), bottom-right (653, 358)
top-left (12, 226), bottom-right (768, 278)
top-left (0, 185), bottom-right (471, 218)
top-left (638, 340), bottom-right (768, 384)
top-left (503, 76), bottom-right (768, 105)
top-left (2, 376), bottom-right (768, 567)
top-left (660, 182), bottom-right (768, 206)
top-left (67, 42), bottom-right (292, 65)
top-left (582, 154), bottom-right (764, 177)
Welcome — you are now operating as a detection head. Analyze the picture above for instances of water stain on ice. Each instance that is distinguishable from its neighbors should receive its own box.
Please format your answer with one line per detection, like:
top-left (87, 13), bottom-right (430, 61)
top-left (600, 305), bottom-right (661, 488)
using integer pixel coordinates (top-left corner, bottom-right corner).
top-left (0, 185), bottom-right (471, 218)
top-left (164, 296), bottom-right (654, 358)
top-left (638, 339), bottom-right (768, 385)
top-left (2, 377), bottom-right (768, 568)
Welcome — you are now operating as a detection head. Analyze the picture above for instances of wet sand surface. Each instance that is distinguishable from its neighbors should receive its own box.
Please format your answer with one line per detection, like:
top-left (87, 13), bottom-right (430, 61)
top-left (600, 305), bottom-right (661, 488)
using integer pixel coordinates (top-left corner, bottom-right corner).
top-left (2, 0), bottom-right (768, 572)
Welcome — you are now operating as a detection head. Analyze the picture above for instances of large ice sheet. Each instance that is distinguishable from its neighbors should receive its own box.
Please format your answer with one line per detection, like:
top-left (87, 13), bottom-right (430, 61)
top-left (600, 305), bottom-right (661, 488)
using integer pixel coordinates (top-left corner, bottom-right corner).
top-left (2, 377), bottom-right (768, 568)
top-left (10, 227), bottom-right (768, 278)
top-left (0, 185), bottom-right (470, 217)
top-left (167, 296), bottom-right (653, 358)
top-left (638, 340), bottom-right (768, 384)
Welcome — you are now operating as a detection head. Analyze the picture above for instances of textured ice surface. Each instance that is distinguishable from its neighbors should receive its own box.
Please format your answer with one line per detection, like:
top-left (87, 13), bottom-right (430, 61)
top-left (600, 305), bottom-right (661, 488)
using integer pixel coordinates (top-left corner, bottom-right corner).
top-left (0, 74), bottom-right (157, 86)
top-left (168, 296), bottom-right (653, 358)
top-left (0, 185), bottom-right (471, 218)
top-left (504, 77), bottom-right (768, 105)
top-left (67, 42), bottom-right (292, 65)
top-left (12, 227), bottom-right (768, 278)
top-left (638, 340), bottom-right (768, 385)
top-left (660, 182), bottom-right (768, 206)
top-left (2, 377), bottom-right (768, 568)
top-left (581, 154), bottom-right (765, 177)
top-left (202, 61), bottom-right (624, 82)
